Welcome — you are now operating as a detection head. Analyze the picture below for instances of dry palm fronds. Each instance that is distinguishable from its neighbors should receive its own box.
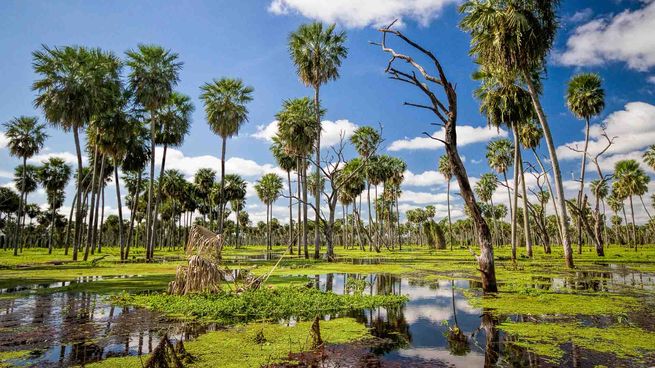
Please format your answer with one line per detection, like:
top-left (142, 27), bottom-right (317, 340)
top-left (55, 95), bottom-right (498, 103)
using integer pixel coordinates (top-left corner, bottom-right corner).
top-left (186, 225), bottom-right (223, 259)
top-left (168, 255), bottom-right (224, 295)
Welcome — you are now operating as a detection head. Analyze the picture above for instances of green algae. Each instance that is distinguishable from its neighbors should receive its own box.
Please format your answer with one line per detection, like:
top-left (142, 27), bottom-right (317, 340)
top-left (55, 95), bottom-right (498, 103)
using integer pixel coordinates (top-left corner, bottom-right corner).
top-left (499, 321), bottom-right (655, 362)
top-left (0, 350), bottom-right (30, 368)
top-left (112, 286), bottom-right (407, 323)
top-left (86, 317), bottom-right (370, 368)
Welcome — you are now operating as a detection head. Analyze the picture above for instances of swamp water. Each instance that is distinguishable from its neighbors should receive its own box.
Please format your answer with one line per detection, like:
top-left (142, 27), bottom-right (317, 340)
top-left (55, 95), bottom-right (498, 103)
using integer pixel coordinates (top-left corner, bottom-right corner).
top-left (1, 266), bottom-right (654, 367)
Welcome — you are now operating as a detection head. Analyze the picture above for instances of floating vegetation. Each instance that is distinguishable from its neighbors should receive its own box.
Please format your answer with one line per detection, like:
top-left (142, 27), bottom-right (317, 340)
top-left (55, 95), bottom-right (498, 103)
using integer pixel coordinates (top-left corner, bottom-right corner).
top-left (114, 286), bottom-right (408, 323)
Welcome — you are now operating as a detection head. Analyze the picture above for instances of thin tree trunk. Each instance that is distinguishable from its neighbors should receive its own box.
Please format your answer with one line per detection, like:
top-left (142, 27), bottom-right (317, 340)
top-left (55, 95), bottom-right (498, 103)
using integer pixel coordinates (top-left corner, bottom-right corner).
top-left (629, 196), bottom-right (637, 251)
top-left (90, 155), bottom-right (105, 255)
top-left (84, 145), bottom-right (100, 262)
top-left (114, 164), bottom-right (125, 260)
top-left (297, 158), bottom-right (302, 256)
top-left (532, 149), bottom-right (565, 246)
top-left (287, 170), bottom-right (293, 254)
top-left (525, 74), bottom-right (574, 268)
top-left (516, 131), bottom-right (533, 258)
top-left (145, 113), bottom-right (156, 260)
top-left (577, 119), bottom-right (590, 254)
top-left (218, 136), bottom-right (227, 234)
top-left (125, 171), bottom-right (142, 260)
top-left (367, 181), bottom-right (372, 252)
top-left (72, 128), bottom-right (84, 261)
top-left (149, 144), bottom-right (168, 257)
top-left (14, 156), bottom-right (27, 256)
top-left (511, 128), bottom-right (520, 261)
top-left (302, 161), bottom-right (309, 258)
top-left (98, 185), bottom-right (105, 253)
top-left (447, 179), bottom-right (453, 250)
top-left (313, 86), bottom-right (321, 259)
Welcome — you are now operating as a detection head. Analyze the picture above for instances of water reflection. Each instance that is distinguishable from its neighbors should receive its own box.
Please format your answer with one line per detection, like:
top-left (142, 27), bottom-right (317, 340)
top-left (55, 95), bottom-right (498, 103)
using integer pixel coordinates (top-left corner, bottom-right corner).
top-left (0, 292), bottom-right (214, 367)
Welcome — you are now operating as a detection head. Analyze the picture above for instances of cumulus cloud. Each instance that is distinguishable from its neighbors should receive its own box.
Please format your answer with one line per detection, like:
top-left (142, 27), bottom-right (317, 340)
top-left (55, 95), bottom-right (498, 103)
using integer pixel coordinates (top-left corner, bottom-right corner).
top-left (0, 133), bottom-right (8, 150)
top-left (267, 0), bottom-right (459, 28)
top-left (388, 125), bottom-right (507, 151)
top-left (251, 119), bottom-right (359, 147)
top-left (556, 102), bottom-right (655, 173)
top-left (399, 190), bottom-right (448, 204)
top-left (556, 1), bottom-right (655, 70)
top-left (27, 151), bottom-right (81, 166)
top-left (648, 76), bottom-right (655, 84)
top-left (565, 8), bottom-right (593, 24)
top-left (403, 170), bottom-right (444, 187)
top-left (163, 148), bottom-right (285, 179)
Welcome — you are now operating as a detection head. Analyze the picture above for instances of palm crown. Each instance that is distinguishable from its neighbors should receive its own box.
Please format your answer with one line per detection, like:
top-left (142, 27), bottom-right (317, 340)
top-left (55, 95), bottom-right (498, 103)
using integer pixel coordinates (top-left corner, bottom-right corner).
top-left (126, 44), bottom-right (182, 112)
top-left (289, 22), bottom-right (348, 88)
top-left (566, 73), bottom-right (605, 121)
top-left (3, 116), bottom-right (48, 160)
top-left (200, 78), bottom-right (253, 138)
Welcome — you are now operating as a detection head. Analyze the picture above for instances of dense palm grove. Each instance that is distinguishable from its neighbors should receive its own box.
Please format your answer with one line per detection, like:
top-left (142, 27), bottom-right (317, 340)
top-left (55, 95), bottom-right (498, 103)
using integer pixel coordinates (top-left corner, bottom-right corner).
top-left (2, 1), bottom-right (655, 290)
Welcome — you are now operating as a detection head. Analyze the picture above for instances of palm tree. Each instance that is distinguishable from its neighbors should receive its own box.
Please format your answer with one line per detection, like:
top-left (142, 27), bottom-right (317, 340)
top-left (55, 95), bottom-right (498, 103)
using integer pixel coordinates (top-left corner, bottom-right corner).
top-left (350, 126), bottom-right (382, 248)
top-left (461, 0), bottom-right (574, 268)
top-left (38, 157), bottom-right (71, 254)
top-left (613, 160), bottom-right (648, 250)
top-left (122, 123), bottom-right (151, 258)
top-left (194, 168), bottom-right (216, 225)
top-left (567, 73), bottom-right (605, 253)
top-left (438, 154), bottom-right (454, 250)
top-left (223, 174), bottom-right (247, 248)
top-left (271, 136), bottom-right (297, 253)
top-left (200, 78), bottom-right (253, 235)
top-left (33, 46), bottom-right (120, 260)
top-left (475, 68), bottom-right (535, 259)
top-left (151, 92), bottom-right (193, 253)
top-left (3, 116), bottom-right (48, 255)
top-left (486, 139), bottom-right (514, 223)
top-left (276, 97), bottom-right (320, 258)
top-left (255, 173), bottom-right (284, 250)
top-left (12, 164), bottom-right (39, 252)
top-left (289, 22), bottom-right (348, 259)
top-left (643, 145), bottom-right (655, 171)
top-left (126, 44), bottom-right (182, 260)
top-left (475, 173), bottom-right (498, 246)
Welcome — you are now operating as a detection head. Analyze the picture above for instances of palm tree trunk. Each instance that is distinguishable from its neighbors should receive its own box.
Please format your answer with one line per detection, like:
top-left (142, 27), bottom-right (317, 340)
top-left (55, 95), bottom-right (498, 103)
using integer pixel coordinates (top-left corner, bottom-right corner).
top-left (313, 86), bottom-right (321, 259)
top-left (367, 181), bottom-right (372, 252)
top-left (629, 196), bottom-right (637, 251)
top-left (145, 113), bottom-right (157, 260)
top-left (218, 136), bottom-right (227, 234)
top-left (126, 171), bottom-right (142, 260)
top-left (577, 119), bottom-right (591, 254)
top-left (297, 158), bottom-right (302, 256)
top-left (287, 170), bottom-right (293, 254)
top-left (302, 160), bottom-right (309, 259)
top-left (511, 127), bottom-right (520, 261)
top-left (447, 179), bottom-right (453, 251)
top-left (48, 200), bottom-right (56, 254)
top-left (84, 145), bottom-right (100, 262)
top-left (64, 189), bottom-right (78, 256)
top-left (150, 143), bottom-right (168, 257)
top-left (14, 156), bottom-right (27, 256)
top-left (114, 163), bottom-right (125, 260)
top-left (524, 73), bottom-right (574, 268)
top-left (518, 146), bottom-right (533, 257)
top-left (489, 197), bottom-right (498, 247)
top-left (91, 155), bottom-right (105, 255)
top-left (98, 186), bottom-right (105, 253)
top-left (72, 127), bottom-right (84, 261)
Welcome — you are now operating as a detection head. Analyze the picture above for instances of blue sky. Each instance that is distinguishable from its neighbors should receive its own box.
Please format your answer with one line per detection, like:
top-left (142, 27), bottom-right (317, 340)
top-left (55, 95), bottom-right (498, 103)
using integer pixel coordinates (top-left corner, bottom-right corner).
top-left (1, 0), bottom-right (654, 224)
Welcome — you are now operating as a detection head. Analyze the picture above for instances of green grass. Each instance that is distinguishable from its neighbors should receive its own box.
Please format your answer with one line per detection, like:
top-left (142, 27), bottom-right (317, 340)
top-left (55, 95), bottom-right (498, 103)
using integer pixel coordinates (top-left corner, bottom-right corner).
top-left (86, 317), bottom-right (370, 368)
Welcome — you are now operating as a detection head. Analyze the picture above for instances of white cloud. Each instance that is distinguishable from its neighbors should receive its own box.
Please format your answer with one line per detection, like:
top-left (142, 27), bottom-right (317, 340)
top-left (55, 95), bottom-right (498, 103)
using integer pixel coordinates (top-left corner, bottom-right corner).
top-left (648, 76), bottom-right (655, 84)
top-left (557, 1), bottom-right (655, 70)
top-left (388, 125), bottom-right (507, 151)
top-left (403, 170), bottom-right (445, 187)
top-left (251, 119), bottom-right (359, 147)
top-left (0, 133), bottom-right (8, 150)
top-left (28, 151), bottom-right (80, 166)
top-left (163, 148), bottom-right (285, 179)
top-left (557, 102), bottom-right (655, 174)
top-left (565, 8), bottom-right (593, 24)
top-left (0, 170), bottom-right (12, 179)
top-left (268, 0), bottom-right (459, 28)
top-left (399, 190), bottom-right (448, 204)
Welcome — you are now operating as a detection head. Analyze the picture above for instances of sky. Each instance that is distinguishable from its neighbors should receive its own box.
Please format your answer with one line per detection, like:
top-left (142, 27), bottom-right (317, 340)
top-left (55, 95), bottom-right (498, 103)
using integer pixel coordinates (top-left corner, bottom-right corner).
top-left (1, 0), bottom-right (654, 225)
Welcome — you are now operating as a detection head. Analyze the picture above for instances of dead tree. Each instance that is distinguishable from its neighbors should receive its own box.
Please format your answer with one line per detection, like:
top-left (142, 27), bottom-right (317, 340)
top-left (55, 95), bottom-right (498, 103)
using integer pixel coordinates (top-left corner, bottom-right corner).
top-left (373, 21), bottom-right (497, 292)
top-left (567, 129), bottom-right (615, 256)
